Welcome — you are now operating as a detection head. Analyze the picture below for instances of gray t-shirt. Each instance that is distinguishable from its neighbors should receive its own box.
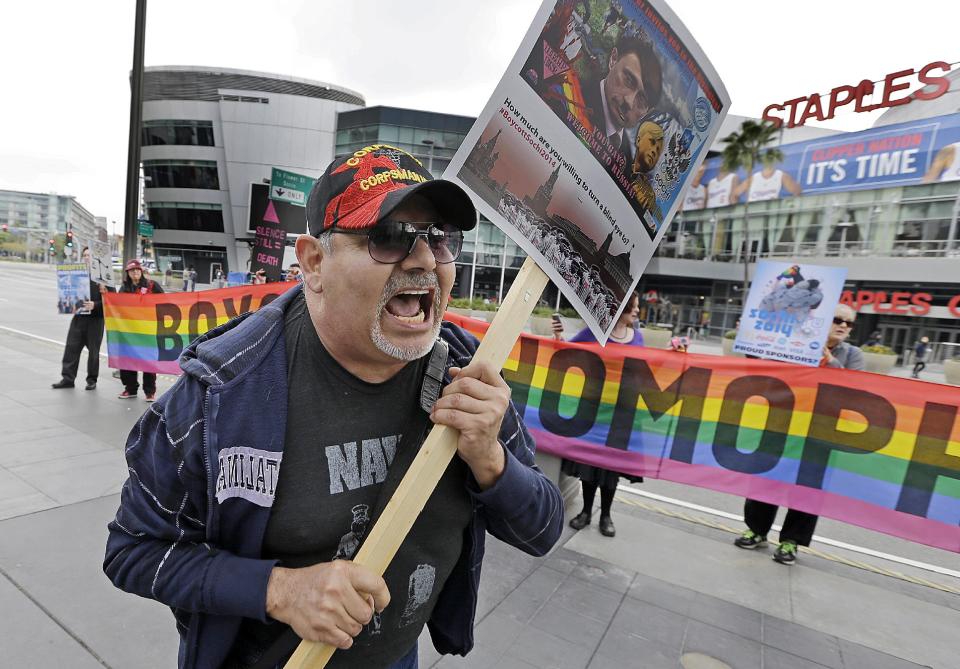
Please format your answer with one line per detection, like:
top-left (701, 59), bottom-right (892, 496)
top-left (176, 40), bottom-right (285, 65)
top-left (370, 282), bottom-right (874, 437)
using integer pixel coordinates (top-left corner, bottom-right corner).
top-left (227, 293), bottom-right (472, 668)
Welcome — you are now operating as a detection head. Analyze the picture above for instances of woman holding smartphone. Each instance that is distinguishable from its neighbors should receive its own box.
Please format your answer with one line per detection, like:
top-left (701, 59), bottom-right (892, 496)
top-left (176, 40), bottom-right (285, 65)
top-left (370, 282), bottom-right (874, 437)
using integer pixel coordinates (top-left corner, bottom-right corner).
top-left (551, 291), bottom-right (643, 537)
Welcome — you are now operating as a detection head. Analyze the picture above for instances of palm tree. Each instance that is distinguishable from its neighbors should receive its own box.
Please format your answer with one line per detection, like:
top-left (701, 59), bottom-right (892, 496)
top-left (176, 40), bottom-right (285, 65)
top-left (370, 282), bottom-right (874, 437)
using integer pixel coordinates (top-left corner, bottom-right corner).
top-left (721, 120), bottom-right (783, 294)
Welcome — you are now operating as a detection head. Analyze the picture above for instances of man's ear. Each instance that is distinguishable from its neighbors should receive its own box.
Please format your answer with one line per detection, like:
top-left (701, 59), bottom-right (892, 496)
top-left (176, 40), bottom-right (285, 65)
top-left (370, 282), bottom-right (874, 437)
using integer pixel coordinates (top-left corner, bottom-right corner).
top-left (295, 234), bottom-right (324, 293)
top-left (608, 47), bottom-right (618, 72)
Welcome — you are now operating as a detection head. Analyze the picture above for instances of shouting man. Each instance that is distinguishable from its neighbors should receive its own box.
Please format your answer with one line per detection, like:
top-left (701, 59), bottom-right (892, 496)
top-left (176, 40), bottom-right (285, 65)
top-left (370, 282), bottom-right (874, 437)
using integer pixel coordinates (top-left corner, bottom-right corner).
top-left (104, 145), bottom-right (563, 669)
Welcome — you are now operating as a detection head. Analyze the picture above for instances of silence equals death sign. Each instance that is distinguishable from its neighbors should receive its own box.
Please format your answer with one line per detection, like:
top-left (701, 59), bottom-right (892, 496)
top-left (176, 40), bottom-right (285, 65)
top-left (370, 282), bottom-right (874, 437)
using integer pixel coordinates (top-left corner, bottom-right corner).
top-left (269, 167), bottom-right (313, 207)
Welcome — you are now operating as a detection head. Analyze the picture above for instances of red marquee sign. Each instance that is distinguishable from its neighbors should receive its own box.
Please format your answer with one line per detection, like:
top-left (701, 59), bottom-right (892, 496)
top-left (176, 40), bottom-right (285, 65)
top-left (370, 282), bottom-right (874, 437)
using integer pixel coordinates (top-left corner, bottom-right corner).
top-left (841, 290), bottom-right (960, 317)
top-left (763, 61), bottom-right (953, 129)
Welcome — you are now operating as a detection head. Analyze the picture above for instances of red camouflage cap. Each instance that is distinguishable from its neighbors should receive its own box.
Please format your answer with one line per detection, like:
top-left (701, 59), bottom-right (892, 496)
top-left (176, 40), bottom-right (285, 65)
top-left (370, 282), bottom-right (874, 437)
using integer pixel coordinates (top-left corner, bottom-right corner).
top-left (305, 144), bottom-right (477, 235)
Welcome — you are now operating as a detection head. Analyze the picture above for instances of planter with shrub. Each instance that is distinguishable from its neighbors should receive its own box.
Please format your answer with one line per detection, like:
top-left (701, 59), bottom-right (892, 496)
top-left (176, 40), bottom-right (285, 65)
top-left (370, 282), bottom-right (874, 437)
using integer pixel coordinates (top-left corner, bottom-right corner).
top-left (860, 344), bottom-right (898, 374)
top-left (641, 325), bottom-right (674, 349)
top-left (944, 356), bottom-right (960, 385)
top-left (721, 329), bottom-right (744, 357)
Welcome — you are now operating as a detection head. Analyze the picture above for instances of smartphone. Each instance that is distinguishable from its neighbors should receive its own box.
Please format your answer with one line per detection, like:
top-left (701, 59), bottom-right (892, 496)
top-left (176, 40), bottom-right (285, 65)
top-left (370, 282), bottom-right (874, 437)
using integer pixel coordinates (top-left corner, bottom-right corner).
top-left (551, 313), bottom-right (562, 324)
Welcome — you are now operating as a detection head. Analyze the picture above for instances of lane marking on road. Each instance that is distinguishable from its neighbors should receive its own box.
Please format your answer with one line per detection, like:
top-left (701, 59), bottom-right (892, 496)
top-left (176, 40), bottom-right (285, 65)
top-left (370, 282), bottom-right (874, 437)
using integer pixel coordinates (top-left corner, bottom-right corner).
top-left (616, 485), bottom-right (960, 580)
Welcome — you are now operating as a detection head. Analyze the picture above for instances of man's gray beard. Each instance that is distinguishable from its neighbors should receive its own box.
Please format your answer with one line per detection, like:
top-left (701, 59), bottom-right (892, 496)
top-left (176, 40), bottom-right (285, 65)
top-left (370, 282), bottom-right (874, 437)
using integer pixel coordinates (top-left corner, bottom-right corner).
top-left (371, 271), bottom-right (443, 361)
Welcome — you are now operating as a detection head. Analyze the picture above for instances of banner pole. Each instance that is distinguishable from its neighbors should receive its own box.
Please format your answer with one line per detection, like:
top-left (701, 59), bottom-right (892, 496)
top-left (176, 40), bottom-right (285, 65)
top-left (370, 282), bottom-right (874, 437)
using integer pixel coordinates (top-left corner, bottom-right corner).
top-left (284, 257), bottom-right (549, 669)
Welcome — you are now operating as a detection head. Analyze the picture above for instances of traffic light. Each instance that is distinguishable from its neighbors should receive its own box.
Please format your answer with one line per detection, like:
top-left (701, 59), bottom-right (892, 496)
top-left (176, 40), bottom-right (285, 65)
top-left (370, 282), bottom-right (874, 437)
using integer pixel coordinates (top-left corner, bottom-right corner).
top-left (1, 223), bottom-right (7, 232)
top-left (48, 238), bottom-right (56, 254)
top-left (65, 230), bottom-right (74, 248)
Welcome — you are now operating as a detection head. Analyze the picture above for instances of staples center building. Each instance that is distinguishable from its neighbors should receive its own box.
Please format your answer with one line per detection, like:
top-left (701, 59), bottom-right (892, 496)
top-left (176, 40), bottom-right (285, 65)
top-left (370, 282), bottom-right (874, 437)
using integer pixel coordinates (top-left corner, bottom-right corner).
top-left (140, 66), bottom-right (364, 282)
top-left (642, 67), bottom-right (960, 363)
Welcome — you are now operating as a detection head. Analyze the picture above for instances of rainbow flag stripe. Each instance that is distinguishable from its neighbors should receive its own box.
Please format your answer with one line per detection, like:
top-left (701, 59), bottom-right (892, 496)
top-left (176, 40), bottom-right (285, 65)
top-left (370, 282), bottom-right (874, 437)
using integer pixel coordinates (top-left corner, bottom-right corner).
top-left (104, 283), bottom-right (289, 375)
top-left (445, 313), bottom-right (960, 553)
top-left (103, 292), bottom-right (960, 553)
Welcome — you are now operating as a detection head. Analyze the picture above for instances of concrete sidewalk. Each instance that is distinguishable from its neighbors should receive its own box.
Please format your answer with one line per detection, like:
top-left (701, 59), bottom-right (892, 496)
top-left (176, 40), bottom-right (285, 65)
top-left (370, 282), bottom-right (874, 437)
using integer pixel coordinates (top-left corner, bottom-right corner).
top-left (0, 323), bottom-right (956, 668)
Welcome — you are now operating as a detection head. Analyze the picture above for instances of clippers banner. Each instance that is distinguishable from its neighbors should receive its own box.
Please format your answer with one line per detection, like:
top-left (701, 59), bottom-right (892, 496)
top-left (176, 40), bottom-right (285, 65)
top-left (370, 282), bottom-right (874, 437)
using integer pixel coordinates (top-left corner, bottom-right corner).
top-left (103, 291), bottom-right (960, 552)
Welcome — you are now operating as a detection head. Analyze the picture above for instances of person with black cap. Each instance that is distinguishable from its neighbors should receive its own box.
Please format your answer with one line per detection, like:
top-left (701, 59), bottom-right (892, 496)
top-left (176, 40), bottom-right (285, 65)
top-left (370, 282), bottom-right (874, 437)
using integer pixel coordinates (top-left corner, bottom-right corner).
top-left (116, 259), bottom-right (164, 401)
top-left (104, 144), bottom-right (563, 669)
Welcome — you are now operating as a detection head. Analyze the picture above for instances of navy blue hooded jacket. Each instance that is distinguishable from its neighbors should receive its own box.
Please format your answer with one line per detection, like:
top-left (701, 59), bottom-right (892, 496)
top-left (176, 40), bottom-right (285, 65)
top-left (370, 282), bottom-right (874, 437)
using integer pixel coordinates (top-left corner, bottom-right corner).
top-left (104, 285), bottom-right (564, 669)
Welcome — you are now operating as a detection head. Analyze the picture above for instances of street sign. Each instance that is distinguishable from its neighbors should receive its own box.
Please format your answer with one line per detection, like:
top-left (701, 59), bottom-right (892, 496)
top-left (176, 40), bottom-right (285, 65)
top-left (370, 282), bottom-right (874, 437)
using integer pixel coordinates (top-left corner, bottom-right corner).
top-left (269, 167), bottom-right (313, 207)
top-left (138, 220), bottom-right (154, 238)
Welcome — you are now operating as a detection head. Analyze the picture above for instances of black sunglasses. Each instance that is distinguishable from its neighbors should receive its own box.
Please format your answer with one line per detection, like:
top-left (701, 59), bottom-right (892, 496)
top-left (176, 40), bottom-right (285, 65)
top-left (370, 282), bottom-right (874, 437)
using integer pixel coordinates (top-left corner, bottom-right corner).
top-left (832, 317), bottom-right (855, 327)
top-left (330, 220), bottom-right (463, 265)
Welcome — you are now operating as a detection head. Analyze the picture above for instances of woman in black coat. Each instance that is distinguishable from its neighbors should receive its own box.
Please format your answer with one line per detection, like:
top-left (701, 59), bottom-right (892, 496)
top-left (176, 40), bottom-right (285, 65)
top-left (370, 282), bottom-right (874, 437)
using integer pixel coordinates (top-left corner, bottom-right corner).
top-left (117, 259), bottom-right (164, 401)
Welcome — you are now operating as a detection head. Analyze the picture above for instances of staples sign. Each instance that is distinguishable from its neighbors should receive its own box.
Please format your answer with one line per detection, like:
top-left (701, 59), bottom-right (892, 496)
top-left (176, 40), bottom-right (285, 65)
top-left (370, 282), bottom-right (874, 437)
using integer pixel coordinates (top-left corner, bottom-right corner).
top-left (763, 62), bottom-right (952, 129)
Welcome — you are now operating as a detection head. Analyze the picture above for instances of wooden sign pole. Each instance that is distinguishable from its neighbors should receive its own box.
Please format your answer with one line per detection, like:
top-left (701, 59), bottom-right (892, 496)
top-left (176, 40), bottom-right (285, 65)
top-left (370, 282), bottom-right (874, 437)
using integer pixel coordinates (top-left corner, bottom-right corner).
top-left (284, 257), bottom-right (550, 669)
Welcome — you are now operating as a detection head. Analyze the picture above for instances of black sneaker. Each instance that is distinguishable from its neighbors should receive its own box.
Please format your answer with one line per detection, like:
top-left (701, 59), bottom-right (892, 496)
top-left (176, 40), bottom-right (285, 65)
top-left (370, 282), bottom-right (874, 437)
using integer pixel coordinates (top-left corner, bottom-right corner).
top-left (568, 511), bottom-right (591, 530)
top-left (51, 380), bottom-right (74, 389)
top-left (85, 382), bottom-right (97, 390)
top-left (734, 530), bottom-right (767, 549)
top-left (773, 541), bottom-right (798, 565)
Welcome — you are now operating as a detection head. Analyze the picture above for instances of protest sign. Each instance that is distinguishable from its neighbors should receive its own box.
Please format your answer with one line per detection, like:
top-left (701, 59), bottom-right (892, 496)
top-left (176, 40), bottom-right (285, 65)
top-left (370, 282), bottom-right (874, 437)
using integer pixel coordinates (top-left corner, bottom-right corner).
top-left (733, 260), bottom-right (848, 365)
top-left (250, 198), bottom-right (286, 282)
top-left (56, 264), bottom-right (91, 314)
top-left (89, 220), bottom-right (114, 287)
top-left (446, 0), bottom-right (729, 342)
top-left (89, 240), bottom-right (114, 287)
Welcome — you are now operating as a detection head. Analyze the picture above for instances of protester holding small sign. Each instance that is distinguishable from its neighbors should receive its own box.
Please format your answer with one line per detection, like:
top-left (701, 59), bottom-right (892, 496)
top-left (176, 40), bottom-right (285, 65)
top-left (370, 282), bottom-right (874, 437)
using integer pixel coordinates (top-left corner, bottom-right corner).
top-left (52, 247), bottom-right (105, 391)
top-left (735, 303), bottom-right (864, 565)
top-left (105, 146), bottom-right (562, 669)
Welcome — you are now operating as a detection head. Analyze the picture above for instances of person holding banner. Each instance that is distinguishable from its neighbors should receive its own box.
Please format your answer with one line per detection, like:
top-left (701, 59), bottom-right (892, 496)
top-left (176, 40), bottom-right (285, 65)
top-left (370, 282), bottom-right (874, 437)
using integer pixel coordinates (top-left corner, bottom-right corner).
top-left (117, 259), bottom-right (164, 401)
top-left (735, 303), bottom-right (864, 565)
top-left (104, 145), bottom-right (562, 669)
top-left (553, 291), bottom-right (643, 538)
top-left (52, 247), bottom-right (105, 391)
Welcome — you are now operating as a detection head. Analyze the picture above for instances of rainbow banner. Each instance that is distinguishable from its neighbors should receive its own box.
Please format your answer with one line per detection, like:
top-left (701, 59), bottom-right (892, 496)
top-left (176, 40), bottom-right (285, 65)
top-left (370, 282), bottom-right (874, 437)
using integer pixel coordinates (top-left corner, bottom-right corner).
top-left (104, 283), bottom-right (293, 375)
top-left (445, 313), bottom-right (960, 553)
top-left (104, 293), bottom-right (960, 552)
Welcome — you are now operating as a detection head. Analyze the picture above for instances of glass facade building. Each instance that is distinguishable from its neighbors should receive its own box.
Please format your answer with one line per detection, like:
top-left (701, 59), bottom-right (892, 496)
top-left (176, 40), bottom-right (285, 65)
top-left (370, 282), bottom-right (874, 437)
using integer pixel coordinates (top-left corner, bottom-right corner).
top-left (0, 189), bottom-right (97, 260)
top-left (140, 66), bottom-right (364, 282)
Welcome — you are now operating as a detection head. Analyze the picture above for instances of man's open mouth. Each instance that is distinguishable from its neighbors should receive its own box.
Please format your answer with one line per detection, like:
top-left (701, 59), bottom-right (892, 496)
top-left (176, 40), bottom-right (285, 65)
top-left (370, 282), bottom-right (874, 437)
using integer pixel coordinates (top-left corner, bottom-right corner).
top-left (384, 288), bottom-right (435, 324)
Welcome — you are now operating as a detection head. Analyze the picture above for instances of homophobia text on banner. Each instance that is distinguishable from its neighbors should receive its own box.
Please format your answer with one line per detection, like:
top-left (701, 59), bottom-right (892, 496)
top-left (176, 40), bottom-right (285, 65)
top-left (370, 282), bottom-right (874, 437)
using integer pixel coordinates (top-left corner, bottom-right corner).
top-left (446, 312), bottom-right (960, 554)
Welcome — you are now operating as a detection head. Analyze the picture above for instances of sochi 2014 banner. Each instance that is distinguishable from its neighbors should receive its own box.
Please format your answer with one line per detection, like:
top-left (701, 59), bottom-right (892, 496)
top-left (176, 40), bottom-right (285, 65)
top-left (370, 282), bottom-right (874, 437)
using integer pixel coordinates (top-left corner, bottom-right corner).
top-left (683, 111), bottom-right (960, 210)
top-left (733, 260), bottom-right (848, 366)
top-left (444, 313), bottom-right (960, 554)
top-left (103, 290), bottom-right (960, 552)
top-left (103, 283), bottom-right (294, 374)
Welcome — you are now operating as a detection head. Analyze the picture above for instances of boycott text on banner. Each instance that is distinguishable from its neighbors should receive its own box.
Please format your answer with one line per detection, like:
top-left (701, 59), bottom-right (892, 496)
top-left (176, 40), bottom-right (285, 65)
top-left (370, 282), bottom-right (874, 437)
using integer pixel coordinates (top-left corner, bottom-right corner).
top-left (102, 288), bottom-right (960, 554)
top-left (732, 260), bottom-right (848, 366)
top-left (56, 263), bottom-right (91, 315)
top-left (103, 283), bottom-right (293, 374)
top-left (445, 0), bottom-right (729, 343)
top-left (445, 312), bottom-right (960, 554)
top-left (683, 111), bottom-right (960, 211)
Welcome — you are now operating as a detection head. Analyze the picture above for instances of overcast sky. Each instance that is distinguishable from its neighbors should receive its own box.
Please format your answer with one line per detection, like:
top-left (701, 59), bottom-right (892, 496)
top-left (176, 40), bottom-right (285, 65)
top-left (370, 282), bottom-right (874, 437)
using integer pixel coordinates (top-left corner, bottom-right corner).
top-left (1, 0), bottom-right (956, 227)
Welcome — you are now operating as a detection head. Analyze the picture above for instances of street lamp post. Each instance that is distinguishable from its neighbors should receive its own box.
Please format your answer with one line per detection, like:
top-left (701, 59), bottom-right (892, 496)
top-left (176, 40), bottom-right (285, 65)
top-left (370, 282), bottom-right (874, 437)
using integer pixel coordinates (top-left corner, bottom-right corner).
top-left (421, 138), bottom-right (436, 175)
